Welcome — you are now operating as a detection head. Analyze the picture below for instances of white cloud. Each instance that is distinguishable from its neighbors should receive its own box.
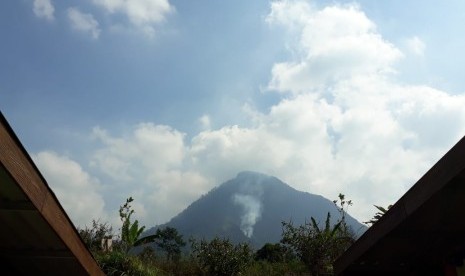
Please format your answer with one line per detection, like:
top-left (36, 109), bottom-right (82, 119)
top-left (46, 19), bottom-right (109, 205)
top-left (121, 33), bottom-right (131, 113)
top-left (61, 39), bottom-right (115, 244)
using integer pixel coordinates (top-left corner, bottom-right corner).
top-left (186, 85), bottom-right (465, 222)
top-left (92, 0), bottom-right (174, 36)
top-left (35, 0), bottom-right (465, 226)
top-left (32, 151), bottom-right (106, 227)
top-left (90, 123), bottom-right (211, 225)
top-left (265, 0), bottom-right (313, 28)
top-left (67, 7), bottom-right (101, 39)
top-left (266, 1), bottom-right (402, 94)
top-left (91, 123), bottom-right (186, 179)
top-left (406, 36), bottom-right (426, 56)
top-left (33, 0), bottom-right (55, 21)
top-left (184, 0), bottom-right (465, 221)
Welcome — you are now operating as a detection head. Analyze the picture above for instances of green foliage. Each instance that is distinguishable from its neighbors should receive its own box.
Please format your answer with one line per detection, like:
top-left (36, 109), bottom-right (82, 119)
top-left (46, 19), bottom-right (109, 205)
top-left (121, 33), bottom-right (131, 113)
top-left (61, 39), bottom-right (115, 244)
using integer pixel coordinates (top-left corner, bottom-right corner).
top-left (244, 260), bottom-right (307, 276)
top-left (138, 246), bottom-right (157, 263)
top-left (120, 197), bottom-right (144, 250)
top-left (78, 219), bottom-right (113, 252)
top-left (95, 251), bottom-right (160, 276)
top-left (364, 204), bottom-right (393, 225)
top-left (80, 193), bottom-right (361, 275)
top-left (190, 237), bottom-right (253, 276)
top-left (281, 194), bottom-right (355, 275)
top-left (251, 244), bottom-right (305, 276)
top-left (155, 258), bottom-right (203, 276)
top-left (255, 243), bottom-right (293, 263)
top-left (332, 193), bottom-right (353, 234)
top-left (154, 227), bottom-right (186, 262)
top-left (119, 197), bottom-right (159, 251)
top-left (80, 197), bottom-right (189, 275)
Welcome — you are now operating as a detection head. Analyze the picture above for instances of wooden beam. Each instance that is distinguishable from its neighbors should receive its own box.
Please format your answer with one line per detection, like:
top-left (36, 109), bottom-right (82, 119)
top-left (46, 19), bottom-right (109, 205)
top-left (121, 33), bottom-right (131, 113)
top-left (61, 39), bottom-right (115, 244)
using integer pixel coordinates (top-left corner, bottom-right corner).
top-left (0, 113), bottom-right (104, 276)
top-left (335, 135), bottom-right (465, 275)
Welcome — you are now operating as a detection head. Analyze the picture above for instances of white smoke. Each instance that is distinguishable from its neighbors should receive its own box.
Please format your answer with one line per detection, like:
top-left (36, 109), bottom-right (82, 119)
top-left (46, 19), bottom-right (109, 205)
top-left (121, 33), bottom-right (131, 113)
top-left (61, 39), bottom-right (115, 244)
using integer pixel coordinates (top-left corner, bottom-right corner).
top-left (232, 194), bottom-right (263, 238)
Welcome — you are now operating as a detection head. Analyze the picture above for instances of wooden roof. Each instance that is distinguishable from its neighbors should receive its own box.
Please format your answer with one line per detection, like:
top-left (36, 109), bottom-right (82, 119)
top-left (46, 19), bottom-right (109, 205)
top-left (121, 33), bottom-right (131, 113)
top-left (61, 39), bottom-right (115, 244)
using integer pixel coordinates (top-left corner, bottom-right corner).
top-left (0, 113), bottom-right (103, 275)
top-left (335, 135), bottom-right (465, 275)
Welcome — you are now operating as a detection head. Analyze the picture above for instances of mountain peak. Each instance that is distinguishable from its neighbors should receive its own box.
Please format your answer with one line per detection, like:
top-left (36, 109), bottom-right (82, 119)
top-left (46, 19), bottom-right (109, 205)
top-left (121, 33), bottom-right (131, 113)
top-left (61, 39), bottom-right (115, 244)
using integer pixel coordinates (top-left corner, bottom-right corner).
top-left (151, 172), bottom-right (366, 248)
top-left (236, 171), bottom-right (271, 179)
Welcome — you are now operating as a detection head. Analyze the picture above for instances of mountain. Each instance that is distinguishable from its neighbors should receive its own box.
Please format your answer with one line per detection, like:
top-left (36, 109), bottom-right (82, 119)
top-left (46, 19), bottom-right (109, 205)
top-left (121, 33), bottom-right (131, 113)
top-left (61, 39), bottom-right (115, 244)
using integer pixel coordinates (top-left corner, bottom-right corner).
top-left (146, 171), bottom-right (366, 248)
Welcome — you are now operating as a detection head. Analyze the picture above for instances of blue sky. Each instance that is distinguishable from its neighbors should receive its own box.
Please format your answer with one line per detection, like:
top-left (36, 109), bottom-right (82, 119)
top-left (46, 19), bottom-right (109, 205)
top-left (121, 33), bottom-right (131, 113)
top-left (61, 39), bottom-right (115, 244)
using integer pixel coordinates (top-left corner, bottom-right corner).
top-left (2, 0), bottom-right (465, 229)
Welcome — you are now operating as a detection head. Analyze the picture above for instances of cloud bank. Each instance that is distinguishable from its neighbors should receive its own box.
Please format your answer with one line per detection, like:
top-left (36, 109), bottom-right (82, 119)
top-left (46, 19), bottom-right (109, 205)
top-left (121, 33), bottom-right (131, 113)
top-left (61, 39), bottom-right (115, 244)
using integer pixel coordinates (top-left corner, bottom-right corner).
top-left (33, 0), bottom-right (55, 21)
top-left (32, 151), bottom-right (106, 227)
top-left (34, 0), bottom-right (465, 228)
top-left (92, 0), bottom-right (175, 36)
top-left (67, 7), bottom-right (101, 39)
top-left (32, 0), bottom-right (174, 38)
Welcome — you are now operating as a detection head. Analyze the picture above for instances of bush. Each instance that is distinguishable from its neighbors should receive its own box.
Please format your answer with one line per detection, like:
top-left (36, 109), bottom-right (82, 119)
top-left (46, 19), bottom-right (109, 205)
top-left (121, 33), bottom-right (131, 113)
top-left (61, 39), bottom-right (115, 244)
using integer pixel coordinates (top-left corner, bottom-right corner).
top-left (281, 194), bottom-right (356, 275)
top-left (244, 260), bottom-right (308, 276)
top-left (155, 258), bottom-right (203, 276)
top-left (255, 243), bottom-right (294, 263)
top-left (95, 251), bottom-right (160, 276)
top-left (190, 237), bottom-right (253, 276)
top-left (78, 219), bottom-right (113, 252)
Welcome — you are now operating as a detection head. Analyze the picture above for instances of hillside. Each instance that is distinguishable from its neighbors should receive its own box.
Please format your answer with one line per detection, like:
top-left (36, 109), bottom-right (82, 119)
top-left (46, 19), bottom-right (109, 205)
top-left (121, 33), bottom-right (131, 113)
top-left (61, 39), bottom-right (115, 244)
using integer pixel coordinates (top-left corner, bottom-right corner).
top-left (146, 171), bottom-right (366, 248)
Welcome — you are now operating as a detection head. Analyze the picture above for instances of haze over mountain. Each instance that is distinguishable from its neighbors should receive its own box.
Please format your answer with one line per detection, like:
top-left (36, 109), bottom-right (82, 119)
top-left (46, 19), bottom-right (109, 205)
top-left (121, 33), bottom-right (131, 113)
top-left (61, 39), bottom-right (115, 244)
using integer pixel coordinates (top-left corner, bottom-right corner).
top-left (146, 171), bottom-right (365, 248)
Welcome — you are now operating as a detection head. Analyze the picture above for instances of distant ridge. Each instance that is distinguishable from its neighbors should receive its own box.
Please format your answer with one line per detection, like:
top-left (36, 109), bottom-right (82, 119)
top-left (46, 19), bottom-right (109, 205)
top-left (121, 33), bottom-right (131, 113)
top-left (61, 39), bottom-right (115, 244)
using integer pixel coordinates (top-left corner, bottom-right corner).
top-left (146, 171), bottom-right (366, 248)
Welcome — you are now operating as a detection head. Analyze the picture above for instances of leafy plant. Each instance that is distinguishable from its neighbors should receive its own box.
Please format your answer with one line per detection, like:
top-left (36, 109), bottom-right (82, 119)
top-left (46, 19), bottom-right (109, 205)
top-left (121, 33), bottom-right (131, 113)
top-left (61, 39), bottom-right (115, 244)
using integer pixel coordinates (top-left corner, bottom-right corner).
top-left (94, 250), bottom-right (159, 276)
top-left (244, 259), bottom-right (307, 276)
top-left (281, 194), bottom-right (355, 275)
top-left (255, 243), bottom-right (293, 263)
top-left (190, 237), bottom-right (253, 276)
top-left (119, 197), bottom-right (158, 251)
top-left (332, 193), bottom-right (353, 233)
top-left (154, 227), bottom-right (186, 262)
top-left (364, 204), bottom-right (393, 225)
top-left (78, 219), bottom-right (113, 252)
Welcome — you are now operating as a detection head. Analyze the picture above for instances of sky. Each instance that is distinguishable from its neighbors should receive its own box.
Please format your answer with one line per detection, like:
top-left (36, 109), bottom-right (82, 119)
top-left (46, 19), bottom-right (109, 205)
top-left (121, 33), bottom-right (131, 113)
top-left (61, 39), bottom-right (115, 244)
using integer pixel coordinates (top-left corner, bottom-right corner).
top-left (2, 0), bottom-right (465, 229)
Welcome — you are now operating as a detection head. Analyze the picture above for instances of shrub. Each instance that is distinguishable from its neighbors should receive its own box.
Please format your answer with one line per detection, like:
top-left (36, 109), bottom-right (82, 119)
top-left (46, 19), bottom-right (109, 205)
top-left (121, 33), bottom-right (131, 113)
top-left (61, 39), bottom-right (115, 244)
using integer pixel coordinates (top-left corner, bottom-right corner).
top-left (244, 259), bottom-right (308, 276)
top-left (190, 237), bottom-right (253, 276)
top-left (78, 219), bottom-right (113, 252)
top-left (281, 194), bottom-right (356, 275)
top-left (255, 243), bottom-right (294, 263)
top-left (94, 251), bottom-right (160, 276)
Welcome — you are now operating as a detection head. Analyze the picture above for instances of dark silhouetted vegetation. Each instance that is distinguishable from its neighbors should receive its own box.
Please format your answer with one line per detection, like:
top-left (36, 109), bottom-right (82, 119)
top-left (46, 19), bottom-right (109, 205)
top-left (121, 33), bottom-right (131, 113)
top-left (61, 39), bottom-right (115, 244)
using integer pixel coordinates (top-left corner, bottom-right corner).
top-left (78, 219), bottom-right (113, 252)
top-left (364, 204), bottom-right (393, 225)
top-left (255, 243), bottom-right (292, 263)
top-left (190, 237), bottom-right (253, 275)
top-left (280, 194), bottom-right (355, 275)
top-left (79, 194), bottom-right (358, 275)
top-left (154, 226), bottom-right (186, 262)
top-left (120, 197), bottom-right (159, 251)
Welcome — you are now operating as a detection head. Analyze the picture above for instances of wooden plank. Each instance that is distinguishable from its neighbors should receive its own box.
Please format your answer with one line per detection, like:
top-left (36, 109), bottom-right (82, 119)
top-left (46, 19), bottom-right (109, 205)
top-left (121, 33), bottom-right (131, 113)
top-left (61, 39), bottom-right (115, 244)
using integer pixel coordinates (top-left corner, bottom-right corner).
top-left (335, 136), bottom-right (465, 275)
top-left (41, 192), bottom-right (104, 275)
top-left (0, 122), bottom-right (48, 211)
top-left (0, 114), bottom-right (104, 275)
top-left (402, 136), bottom-right (465, 215)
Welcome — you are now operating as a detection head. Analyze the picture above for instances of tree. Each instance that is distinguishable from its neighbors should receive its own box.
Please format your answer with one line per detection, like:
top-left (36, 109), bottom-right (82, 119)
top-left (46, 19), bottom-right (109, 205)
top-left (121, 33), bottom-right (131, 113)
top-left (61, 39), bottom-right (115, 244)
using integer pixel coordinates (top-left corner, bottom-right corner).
top-left (255, 242), bottom-right (292, 263)
top-left (281, 194), bottom-right (355, 275)
top-left (154, 227), bottom-right (186, 262)
top-left (190, 237), bottom-right (253, 276)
